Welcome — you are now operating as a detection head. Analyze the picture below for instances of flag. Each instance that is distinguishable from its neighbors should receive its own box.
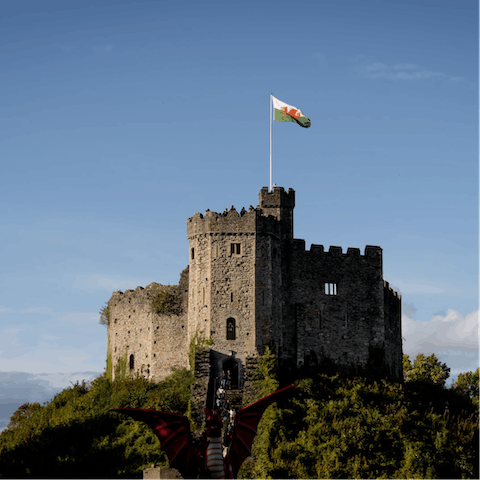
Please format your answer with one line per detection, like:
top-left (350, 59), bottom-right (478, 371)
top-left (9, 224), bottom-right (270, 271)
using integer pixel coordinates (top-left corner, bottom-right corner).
top-left (272, 95), bottom-right (311, 128)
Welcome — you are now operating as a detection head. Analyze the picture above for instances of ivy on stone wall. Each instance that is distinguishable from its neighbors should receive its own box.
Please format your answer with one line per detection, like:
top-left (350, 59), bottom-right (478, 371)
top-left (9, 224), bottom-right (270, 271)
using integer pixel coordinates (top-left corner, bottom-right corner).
top-left (114, 353), bottom-right (128, 380)
top-left (106, 352), bottom-right (113, 381)
top-left (188, 330), bottom-right (212, 370)
top-left (151, 289), bottom-right (182, 315)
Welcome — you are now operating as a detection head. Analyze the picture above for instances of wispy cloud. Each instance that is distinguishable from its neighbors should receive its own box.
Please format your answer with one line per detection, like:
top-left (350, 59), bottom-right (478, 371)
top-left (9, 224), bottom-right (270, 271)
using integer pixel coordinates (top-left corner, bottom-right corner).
top-left (71, 273), bottom-right (154, 293)
top-left (60, 45), bottom-right (76, 52)
top-left (92, 45), bottom-right (114, 53)
top-left (0, 306), bottom-right (52, 314)
top-left (389, 278), bottom-right (473, 297)
top-left (311, 52), bottom-right (328, 66)
top-left (355, 57), bottom-right (462, 81)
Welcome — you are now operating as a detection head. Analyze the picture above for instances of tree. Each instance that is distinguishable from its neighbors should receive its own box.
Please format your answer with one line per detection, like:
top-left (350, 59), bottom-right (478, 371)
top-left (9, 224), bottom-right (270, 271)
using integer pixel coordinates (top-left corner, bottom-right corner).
top-left (403, 353), bottom-right (450, 387)
top-left (453, 368), bottom-right (479, 408)
top-left (99, 303), bottom-right (109, 326)
top-left (7, 402), bottom-right (41, 429)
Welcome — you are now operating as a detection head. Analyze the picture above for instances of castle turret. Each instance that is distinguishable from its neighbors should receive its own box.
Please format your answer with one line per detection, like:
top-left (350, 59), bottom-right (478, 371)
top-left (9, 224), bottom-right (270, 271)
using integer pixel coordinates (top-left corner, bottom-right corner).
top-left (259, 186), bottom-right (295, 240)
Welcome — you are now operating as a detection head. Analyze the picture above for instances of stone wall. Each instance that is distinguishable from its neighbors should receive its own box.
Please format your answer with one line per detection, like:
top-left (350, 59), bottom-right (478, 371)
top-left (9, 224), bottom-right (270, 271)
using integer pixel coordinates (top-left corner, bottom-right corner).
top-left (189, 348), bottom-right (211, 430)
top-left (283, 243), bottom-right (386, 372)
top-left (384, 281), bottom-right (403, 379)
top-left (107, 274), bottom-right (189, 383)
top-left (143, 465), bottom-right (182, 479)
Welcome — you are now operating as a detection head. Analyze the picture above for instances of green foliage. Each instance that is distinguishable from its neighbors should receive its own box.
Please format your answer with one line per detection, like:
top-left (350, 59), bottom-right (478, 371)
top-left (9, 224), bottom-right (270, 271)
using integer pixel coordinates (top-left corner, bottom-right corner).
top-left (106, 351), bottom-right (113, 381)
top-left (239, 358), bottom-right (479, 479)
top-left (453, 368), bottom-right (480, 409)
top-left (114, 351), bottom-right (128, 380)
top-left (403, 353), bottom-right (451, 387)
top-left (99, 303), bottom-right (109, 326)
top-left (0, 368), bottom-right (193, 479)
top-left (188, 330), bottom-right (212, 370)
top-left (2, 347), bottom-right (477, 479)
top-left (252, 345), bottom-right (280, 400)
top-left (151, 289), bottom-right (182, 315)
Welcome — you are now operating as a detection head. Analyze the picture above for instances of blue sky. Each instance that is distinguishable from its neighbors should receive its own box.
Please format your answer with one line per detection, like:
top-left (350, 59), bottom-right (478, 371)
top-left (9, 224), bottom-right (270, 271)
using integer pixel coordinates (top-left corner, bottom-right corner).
top-left (0, 0), bottom-right (478, 429)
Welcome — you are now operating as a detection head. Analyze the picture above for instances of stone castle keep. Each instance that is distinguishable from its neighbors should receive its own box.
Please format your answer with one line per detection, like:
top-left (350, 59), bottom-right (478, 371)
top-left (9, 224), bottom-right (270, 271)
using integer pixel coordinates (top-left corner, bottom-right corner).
top-left (107, 186), bottom-right (403, 391)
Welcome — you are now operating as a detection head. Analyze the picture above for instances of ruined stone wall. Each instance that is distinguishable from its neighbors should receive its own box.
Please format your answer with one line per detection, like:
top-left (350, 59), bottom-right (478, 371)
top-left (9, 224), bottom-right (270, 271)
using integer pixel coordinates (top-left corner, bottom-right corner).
top-left (107, 277), bottom-right (189, 383)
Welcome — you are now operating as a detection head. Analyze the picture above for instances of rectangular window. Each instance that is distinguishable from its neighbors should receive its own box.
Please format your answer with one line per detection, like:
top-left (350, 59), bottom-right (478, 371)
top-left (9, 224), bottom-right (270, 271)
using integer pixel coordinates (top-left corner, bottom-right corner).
top-left (324, 283), bottom-right (338, 295)
top-left (231, 243), bottom-right (241, 255)
top-left (191, 248), bottom-right (195, 260)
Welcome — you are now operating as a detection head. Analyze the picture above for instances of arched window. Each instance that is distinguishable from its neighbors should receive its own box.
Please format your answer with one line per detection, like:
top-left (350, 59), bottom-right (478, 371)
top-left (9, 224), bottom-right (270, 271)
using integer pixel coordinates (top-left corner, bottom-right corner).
top-left (226, 318), bottom-right (236, 340)
top-left (129, 354), bottom-right (134, 370)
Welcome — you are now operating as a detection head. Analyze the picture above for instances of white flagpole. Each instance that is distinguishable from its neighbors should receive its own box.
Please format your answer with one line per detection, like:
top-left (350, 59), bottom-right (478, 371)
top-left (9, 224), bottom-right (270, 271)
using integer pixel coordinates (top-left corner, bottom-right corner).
top-left (270, 93), bottom-right (273, 192)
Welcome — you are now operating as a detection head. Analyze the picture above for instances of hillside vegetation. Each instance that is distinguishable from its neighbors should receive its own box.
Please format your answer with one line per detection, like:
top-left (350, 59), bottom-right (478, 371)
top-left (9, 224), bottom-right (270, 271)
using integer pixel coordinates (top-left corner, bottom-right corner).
top-left (0, 368), bottom-right (193, 478)
top-left (0, 353), bottom-right (478, 479)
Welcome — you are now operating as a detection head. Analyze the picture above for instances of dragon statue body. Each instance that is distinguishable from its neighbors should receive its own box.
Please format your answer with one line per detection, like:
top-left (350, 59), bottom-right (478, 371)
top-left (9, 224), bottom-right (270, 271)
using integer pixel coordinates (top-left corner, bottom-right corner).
top-left (111, 384), bottom-right (294, 479)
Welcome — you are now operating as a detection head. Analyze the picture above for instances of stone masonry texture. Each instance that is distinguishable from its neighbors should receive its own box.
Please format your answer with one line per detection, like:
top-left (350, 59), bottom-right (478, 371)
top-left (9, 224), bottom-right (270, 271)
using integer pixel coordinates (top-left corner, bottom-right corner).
top-left (107, 186), bottom-right (402, 389)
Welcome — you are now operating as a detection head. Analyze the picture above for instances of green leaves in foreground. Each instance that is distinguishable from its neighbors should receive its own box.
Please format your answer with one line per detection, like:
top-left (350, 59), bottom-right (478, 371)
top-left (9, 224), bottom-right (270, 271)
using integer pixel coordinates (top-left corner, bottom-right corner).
top-left (0, 368), bottom-right (193, 479)
top-left (239, 354), bottom-right (479, 479)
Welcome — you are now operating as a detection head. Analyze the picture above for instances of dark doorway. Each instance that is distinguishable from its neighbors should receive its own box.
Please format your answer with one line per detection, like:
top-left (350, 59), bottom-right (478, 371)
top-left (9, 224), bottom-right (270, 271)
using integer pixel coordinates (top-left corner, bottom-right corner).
top-left (222, 358), bottom-right (239, 389)
top-left (305, 350), bottom-right (318, 370)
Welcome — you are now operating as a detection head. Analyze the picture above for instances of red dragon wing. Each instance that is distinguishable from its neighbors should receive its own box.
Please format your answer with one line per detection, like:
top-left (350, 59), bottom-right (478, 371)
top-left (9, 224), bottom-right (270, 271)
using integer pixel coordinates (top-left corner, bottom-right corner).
top-left (110, 408), bottom-right (202, 479)
top-left (225, 385), bottom-right (295, 478)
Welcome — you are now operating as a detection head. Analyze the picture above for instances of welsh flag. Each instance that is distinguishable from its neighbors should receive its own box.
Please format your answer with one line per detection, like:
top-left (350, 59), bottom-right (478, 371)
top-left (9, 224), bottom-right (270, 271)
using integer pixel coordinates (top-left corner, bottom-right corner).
top-left (272, 95), bottom-right (311, 128)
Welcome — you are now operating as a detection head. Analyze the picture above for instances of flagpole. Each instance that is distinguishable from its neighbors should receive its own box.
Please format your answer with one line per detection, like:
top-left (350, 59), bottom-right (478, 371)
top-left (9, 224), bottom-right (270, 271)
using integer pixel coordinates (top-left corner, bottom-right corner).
top-left (270, 93), bottom-right (273, 192)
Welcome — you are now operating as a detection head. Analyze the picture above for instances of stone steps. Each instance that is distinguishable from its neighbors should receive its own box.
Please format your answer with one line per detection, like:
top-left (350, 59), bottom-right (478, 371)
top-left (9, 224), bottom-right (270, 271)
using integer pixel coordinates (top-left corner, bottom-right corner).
top-left (223, 388), bottom-right (243, 412)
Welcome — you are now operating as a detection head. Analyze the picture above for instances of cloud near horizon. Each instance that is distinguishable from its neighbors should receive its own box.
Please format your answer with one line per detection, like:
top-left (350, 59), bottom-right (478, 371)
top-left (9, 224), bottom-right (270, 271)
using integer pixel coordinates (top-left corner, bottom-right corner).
top-left (402, 307), bottom-right (479, 379)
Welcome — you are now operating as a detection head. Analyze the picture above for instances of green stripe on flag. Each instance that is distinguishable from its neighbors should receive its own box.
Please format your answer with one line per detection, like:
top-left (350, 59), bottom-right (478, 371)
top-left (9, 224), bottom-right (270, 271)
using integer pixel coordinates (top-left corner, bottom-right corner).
top-left (274, 108), bottom-right (311, 128)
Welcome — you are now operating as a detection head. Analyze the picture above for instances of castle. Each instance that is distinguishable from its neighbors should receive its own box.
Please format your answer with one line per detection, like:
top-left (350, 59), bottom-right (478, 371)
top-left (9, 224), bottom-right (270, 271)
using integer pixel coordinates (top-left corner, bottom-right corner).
top-left (107, 186), bottom-right (403, 391)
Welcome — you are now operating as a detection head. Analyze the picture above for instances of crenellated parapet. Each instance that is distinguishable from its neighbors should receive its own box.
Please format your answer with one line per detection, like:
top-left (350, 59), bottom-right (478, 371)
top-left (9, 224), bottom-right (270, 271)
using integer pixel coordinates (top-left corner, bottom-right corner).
top-left (187, 206), bottom-right (257, 238)
top-left (383, 280), bottom-right (402, 301)
top-left (259, 186), bottom-right (295, 210)
top-left (293, 242), bottom-right (383, 263)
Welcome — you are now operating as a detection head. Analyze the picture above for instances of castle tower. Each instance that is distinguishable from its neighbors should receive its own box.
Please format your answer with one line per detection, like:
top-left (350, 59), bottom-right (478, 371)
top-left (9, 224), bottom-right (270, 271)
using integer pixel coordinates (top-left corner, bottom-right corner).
top-left (186, 186), bottom-right (297, 385)
top-left (186, 205), bottom-right (258, 385)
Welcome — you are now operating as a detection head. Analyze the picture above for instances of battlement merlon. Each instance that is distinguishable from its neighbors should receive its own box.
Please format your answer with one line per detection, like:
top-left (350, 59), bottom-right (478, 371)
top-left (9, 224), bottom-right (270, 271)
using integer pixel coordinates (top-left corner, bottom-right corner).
top-left (384, 280), bottom-right (402, 301)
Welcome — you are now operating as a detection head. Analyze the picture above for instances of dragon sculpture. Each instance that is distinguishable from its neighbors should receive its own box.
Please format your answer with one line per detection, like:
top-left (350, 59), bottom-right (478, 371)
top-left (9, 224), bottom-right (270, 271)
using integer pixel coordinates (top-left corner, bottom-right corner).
top-left (111, 384), bottom-right (294, 479)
